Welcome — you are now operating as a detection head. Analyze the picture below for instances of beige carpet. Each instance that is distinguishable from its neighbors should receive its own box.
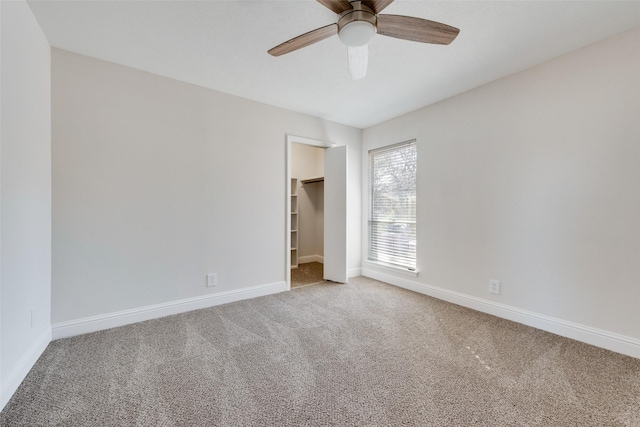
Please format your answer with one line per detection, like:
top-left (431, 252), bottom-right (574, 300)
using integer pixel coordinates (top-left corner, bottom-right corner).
top-left (2, 276), bottom-right (639, 426)
top-left (291, 261), bottom-right (323, 288)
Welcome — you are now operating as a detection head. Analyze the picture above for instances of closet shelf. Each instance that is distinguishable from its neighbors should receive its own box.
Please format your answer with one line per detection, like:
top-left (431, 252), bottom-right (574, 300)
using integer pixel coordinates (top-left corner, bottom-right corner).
top-left (301, 176), bottom-right (324, 185)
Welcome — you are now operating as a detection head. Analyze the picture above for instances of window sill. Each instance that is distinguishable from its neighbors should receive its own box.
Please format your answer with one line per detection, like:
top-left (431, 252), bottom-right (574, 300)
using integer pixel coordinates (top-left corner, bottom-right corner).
top-left (364, 260), bottom-right (418, 277)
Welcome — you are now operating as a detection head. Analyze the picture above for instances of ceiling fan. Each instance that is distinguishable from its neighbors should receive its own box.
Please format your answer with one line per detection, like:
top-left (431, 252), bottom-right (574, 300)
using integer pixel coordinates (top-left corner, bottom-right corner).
top-left (268, 0), bottom-right (460, 80)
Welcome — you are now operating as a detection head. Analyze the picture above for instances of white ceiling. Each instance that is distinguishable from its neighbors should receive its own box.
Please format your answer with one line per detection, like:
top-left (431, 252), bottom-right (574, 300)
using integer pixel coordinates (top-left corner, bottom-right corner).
top-left (27, 0), bottom-right (640, 129)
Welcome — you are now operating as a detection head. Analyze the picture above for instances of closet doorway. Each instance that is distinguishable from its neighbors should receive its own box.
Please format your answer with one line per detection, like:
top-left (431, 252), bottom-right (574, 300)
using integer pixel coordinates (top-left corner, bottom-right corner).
top-left (286, 135), bottom-right (347, 289)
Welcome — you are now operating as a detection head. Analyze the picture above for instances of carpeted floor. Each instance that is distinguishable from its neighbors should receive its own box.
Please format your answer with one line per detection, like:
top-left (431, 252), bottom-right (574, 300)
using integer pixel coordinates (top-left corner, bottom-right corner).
top-left (290, 262), bottom-right (323, 288)
top-left (2, 276), bottom-right (639, 426)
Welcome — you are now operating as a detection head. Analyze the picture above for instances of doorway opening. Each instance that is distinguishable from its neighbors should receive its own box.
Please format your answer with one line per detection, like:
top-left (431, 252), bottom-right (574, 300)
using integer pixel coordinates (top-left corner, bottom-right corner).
top-left (286, 135), bottom-right (347, 289)
top-left (290, 143), bottom-right (325, 288)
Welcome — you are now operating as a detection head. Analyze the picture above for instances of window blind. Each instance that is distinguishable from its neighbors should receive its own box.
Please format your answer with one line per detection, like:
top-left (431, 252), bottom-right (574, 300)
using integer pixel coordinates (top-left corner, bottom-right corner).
top-left (368, 140), bottom-right (417, 270)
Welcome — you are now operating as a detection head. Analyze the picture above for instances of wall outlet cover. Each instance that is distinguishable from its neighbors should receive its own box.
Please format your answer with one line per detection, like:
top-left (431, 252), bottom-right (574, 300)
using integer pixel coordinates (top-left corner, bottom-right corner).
top-left (489, 279), bottom-right (501, 295)
top-left (207, 273), bottom-right (217, 287)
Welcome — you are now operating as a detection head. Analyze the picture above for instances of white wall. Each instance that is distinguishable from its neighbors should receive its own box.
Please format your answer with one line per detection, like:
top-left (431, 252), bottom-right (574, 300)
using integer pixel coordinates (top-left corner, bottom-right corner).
top-left (0, 0), bottom-right (52, 409)
top-left (52, 49), bottom-right (361, 328)
top-left (362, 28), bottom-right (640, 357)
top-left (291, 143), bottom-right (324, 261)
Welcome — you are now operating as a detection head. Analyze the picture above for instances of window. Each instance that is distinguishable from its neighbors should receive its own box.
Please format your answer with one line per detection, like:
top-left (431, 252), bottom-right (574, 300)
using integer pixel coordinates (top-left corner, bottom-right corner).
top-left (368, 140), bottom-right (417, 270)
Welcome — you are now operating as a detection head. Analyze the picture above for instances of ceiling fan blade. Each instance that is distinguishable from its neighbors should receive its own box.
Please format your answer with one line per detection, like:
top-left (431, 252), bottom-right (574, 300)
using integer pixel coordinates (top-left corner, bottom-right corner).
top-left (362, 0), bottom-right (394, 14)
top-left (268, 24), bottom-right (338, 57)
top-left (316, 0), bottom-right (353, 14)
top-left (377, 14), bottom-right (460, 45)
top-left (348, 45), bottom-right (368, 80)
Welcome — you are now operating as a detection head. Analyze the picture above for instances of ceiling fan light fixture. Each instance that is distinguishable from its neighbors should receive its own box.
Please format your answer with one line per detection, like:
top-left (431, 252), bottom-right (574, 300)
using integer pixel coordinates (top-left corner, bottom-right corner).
top-left (339, 21), bottom-right (376, 47)
top-left (337, 1), bottom-right (377, 47)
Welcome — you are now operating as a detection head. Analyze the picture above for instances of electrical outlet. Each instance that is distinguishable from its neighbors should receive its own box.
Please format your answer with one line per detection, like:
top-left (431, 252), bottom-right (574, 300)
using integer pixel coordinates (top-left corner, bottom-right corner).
top-left (489, 280), bottom-right (501, 295)
top-left (206, 273), bottom-right (217, 287)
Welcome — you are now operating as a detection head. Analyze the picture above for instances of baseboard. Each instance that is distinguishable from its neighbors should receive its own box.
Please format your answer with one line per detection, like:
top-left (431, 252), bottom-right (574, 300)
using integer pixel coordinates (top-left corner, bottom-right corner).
top-left (348, 267), bottom-right (362, 278)
top-left (298, 255), bottom-right (324, 264)
top-left (362, 267), bottom-right (640, 359)
top-left (1, 326), bottom-right (52, 411)
top-left (52, 281), bottom-right (288, 340)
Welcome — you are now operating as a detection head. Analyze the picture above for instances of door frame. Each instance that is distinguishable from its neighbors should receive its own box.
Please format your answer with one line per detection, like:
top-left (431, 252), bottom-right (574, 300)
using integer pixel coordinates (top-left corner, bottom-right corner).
top-left (286, 134), bottom-right (335, 290)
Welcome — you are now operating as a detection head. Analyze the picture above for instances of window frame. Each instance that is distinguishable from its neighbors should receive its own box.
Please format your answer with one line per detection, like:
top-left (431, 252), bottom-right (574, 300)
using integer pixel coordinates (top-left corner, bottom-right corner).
top-left (367, 139), bottom-right (417, 272)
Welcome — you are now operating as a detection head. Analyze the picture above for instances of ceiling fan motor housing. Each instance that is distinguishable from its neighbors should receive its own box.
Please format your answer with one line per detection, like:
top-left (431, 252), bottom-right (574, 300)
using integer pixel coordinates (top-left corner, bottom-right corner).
top-left (338, 1), bottom-right (377, 47)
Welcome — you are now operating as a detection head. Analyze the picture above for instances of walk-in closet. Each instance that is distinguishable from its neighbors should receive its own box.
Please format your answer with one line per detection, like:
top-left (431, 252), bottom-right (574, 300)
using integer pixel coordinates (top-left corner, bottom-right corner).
top-left (290, 142), bottom-right (324, 287)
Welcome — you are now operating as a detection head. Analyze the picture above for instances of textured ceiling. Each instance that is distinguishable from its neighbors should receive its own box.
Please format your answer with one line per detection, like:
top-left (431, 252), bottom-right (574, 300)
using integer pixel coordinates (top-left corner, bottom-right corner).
top-left (28, 0), bottom-right (640, 129)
